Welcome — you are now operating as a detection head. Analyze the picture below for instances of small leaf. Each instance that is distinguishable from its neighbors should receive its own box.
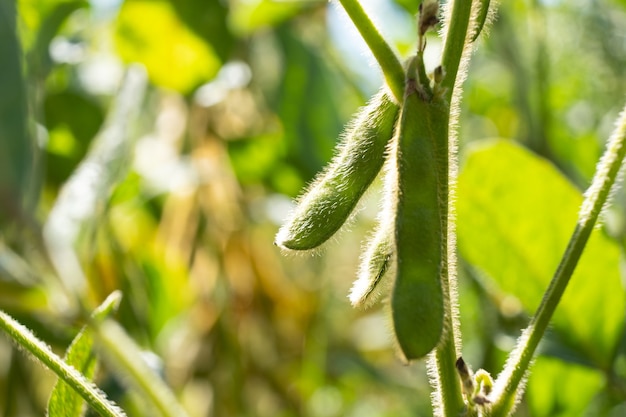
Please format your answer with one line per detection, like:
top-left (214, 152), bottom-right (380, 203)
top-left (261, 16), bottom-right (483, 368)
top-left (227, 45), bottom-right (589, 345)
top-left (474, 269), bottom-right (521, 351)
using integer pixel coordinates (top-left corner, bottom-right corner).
top-left (48, 292), bottom-right (123, 417)
top-left (458, 139), bottom-right (625, 367)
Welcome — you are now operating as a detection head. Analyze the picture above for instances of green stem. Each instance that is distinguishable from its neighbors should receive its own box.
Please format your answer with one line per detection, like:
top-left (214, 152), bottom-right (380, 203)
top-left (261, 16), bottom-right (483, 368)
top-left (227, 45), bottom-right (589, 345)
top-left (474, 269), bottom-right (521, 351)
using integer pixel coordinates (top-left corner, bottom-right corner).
top-left (489, 105), bottom-right (626, 416)
top-left (429, 100), bottom-right (465, 417)
top-left (93, 319), bottom-right (191, 417)
top-left (432, 325), bottom-right (465, 416)
top-left (0, 311), bottom-right (126, 417)
top-left (440, 0), bottom-right (474, 99)
top-left (337, 0), bottom-right (405, 102)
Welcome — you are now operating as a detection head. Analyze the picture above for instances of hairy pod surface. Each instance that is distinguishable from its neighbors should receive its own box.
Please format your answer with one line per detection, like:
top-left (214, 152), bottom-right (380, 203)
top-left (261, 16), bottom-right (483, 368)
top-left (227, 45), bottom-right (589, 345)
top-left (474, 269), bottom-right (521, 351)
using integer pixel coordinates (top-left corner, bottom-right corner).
top-left (470, 0), bottom-right (491, 42)
top-left (275, 89), bottom-right (399, 251)
top-left (391, 78), bottom-right (446, 360)
top-left (350, 216), bottom-right (394, 308)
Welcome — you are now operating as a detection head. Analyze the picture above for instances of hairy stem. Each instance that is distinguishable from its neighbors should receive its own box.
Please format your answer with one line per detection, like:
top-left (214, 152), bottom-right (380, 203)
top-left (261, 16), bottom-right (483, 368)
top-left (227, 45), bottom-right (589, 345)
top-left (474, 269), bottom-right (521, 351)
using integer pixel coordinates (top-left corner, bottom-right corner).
top-left (440, 0), bottom-right (474, 100)
top-left (489, 105), bottom-right (626, 416)
top-left (336, 0), bottom-right (405, 102)
top-left (428, 99), bottom-right (465, 417)
top-left (0, 311), bottom-right (125, 417)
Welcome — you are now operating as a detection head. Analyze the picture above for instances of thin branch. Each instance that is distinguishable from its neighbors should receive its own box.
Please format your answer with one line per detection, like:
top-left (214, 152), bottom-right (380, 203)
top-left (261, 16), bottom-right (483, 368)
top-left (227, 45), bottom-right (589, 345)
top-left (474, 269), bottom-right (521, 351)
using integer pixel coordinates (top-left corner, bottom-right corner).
top-left (489, 104), bottom-right (626, 416)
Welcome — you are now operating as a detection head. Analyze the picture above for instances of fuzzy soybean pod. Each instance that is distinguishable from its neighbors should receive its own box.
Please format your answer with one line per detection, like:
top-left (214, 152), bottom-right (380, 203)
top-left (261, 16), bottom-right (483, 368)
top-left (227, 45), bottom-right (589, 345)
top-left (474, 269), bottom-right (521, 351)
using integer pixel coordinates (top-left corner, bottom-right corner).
top-left (391, 74), bottom-right (447, 361)
top-left (349, 216), bottom-right (394, 308)
top-left (275, 89), bottom-right (399, 251)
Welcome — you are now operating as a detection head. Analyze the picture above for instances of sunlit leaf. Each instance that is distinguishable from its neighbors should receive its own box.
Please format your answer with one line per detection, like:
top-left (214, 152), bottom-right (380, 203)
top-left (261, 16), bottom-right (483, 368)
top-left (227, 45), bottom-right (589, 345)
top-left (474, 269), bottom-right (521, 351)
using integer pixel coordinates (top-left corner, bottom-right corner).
top-left (458, 139), bottom-right (625, 368)
top-left (525, 356), bottom-right (604, 417)
top-left (167, 0), bottom-right (234, 61)
top-left (230, 0), bottom-right (317, 35)
top-left (115, 0), bottom-right (220, 93)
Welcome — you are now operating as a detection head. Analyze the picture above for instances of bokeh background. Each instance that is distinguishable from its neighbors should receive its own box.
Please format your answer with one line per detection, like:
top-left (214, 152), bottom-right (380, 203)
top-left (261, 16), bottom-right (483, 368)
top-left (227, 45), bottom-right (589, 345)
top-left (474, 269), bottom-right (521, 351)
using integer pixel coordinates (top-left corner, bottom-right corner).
top-left (2, 0), bottom-right (626, 416)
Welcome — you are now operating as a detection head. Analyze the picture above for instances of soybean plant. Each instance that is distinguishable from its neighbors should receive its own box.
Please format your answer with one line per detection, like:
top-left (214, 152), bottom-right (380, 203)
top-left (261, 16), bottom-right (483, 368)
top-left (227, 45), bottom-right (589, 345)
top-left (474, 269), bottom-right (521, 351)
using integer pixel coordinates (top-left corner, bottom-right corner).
top-left (277, 1), bottom-right (626, 417)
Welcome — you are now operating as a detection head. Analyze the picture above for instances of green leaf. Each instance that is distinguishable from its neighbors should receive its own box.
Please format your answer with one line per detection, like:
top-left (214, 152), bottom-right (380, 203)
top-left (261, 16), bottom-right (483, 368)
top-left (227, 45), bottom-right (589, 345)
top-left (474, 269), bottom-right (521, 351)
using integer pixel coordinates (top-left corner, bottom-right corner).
top-left (525, 356), bottom-right (604, 417)
top-left (28, 1), bottom-right (87, 79)
top-left (0, 310), bottom-right (126, 417)
top-left (229, 0), bottom-right (316, 35)
top-left (44, 67), bottom-right (147, 297)
top-left (273, 26), bottom-right (358, 183)
top-left (167, 0), bottom-right (234, 61)
top-left (48, 291), bottom-right (122, 417)
top-left (115, 0), bottom-right (221, 93)
top-left (457, 139), bottom-right (625, 368)
top-left (0, 0), bottom-right (34, 226)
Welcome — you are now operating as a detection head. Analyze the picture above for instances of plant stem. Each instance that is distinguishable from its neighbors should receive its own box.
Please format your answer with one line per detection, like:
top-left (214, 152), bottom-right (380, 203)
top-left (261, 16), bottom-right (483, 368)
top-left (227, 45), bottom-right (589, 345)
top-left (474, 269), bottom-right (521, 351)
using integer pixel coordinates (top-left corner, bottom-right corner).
top-left (489, 105), bottom-right (626, 416)
top-left (0, 310), bottom-right (126, 417)
top-left (426, 1), bottom-right (477, 414)
top-left (432, 325), bottom-right (465, 416)
top-left (93, 319), bottom-right (192, 417)
top-left (336, 0), bottom-right (405, 102)
top-left (440, 0), bottom-right (474, 100)
top-left (428, 99), bottom-right (465, 417)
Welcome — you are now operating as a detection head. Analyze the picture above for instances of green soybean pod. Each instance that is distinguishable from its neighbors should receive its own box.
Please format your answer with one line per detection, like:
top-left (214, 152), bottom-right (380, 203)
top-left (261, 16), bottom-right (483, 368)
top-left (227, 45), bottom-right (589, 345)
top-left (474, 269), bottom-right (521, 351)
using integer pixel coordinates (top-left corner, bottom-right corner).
top-left (275, 89), bottom-right (399, 251)
top-left (391, 72), bottom-right (446, 360)
top-left (349, 216), bottom-right (394, 308)
top-left (470, 0), bottom-right (491, 42)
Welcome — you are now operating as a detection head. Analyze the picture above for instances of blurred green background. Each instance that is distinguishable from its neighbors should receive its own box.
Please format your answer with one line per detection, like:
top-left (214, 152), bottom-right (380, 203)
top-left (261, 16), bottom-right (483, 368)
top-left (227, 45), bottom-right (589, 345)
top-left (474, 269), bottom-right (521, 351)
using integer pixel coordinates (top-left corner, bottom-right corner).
top-left (2, 0), bottom-right (626, 416)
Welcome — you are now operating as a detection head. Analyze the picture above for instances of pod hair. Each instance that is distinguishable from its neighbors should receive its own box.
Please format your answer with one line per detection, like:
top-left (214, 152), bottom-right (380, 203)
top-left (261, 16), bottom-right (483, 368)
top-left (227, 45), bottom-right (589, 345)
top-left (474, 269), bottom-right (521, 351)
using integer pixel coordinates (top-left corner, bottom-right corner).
top-left (390, 65), bottom-right (446, 360)
top-left (350, 214), bottom-right (395, 308)
top-left (275, 89), bottom-right (399, 251)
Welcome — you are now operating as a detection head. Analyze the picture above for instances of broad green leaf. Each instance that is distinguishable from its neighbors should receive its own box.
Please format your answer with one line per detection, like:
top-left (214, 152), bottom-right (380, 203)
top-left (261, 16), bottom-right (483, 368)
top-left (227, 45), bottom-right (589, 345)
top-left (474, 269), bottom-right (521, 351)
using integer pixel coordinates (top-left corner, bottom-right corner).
top-left (458, 139), bottom-right (625, 367)
top-left (115, 0), bottom-right (220, 93)
top-left (48, 291), bottom-right (122, 417)
top-left (525, 356), bottom-right (604, 417)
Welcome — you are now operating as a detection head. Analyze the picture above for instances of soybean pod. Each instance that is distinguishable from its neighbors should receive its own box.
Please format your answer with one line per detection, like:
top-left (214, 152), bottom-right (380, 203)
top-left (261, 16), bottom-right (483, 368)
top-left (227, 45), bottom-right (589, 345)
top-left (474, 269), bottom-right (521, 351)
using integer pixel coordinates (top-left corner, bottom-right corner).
top-left (391, 57), bottom-right (447, 360)
top-left (350, 215), bottom-right (394, 308)
top-left (471, 0), bottom-right (492, 42)
top-left (275, 89), bottom-right (399, 251)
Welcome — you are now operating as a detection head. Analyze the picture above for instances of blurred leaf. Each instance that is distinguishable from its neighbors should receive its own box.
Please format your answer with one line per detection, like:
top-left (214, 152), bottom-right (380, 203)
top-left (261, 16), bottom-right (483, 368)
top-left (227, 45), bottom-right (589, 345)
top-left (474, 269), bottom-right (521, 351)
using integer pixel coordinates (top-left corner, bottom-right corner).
top-left (457, 139), bottom-right (625, 368)
top-left (271, 26), bottom-right (358, 188)
top-left (525, 356), bottom-right (604, 417)
top-left (392, 0), bottom-right (420, 15)
top-left (44, 67), bottom-right (147, 299)
top-left (47, 291), bottom-right (122, 417)
top-left (0, 241), bottom-right (38, 285)
top-left (228, 133), bottom-right (285, 186)
top-left (44, 91), bottom-right (104, 184)
top-left (167, 0), bottom-right (234, 61)
top-left (28, 0), bottom-right (87, 79)
top-left (115, 0), bottom-right (221, 93)
top-left (0, 0), bottom-right (34, 225)
top-left (230, 0), bottom-right (318, 35)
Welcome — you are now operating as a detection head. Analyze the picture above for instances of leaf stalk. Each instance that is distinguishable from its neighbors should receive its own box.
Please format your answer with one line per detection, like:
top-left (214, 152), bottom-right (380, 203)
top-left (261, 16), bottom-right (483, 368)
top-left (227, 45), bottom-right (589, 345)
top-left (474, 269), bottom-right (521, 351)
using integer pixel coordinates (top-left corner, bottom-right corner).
top-left (489, 105), bottom-right (626, 416)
